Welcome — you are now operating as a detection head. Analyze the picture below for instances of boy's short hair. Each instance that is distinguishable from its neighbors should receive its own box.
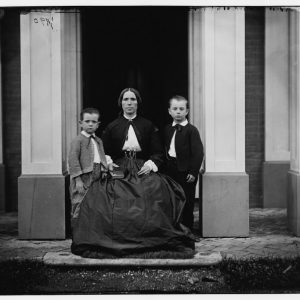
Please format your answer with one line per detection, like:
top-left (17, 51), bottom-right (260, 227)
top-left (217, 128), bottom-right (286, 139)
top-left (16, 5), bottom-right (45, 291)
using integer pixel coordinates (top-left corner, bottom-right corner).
top-left (169, 95), bottom-right (189, 109)
top-left (80, 107), bottom-right (100, 121)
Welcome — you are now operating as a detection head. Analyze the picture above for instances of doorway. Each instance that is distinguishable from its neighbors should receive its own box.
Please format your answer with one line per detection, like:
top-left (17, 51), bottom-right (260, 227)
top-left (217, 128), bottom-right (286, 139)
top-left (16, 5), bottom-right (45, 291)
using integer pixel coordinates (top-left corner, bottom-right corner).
top-left (81, 7), bottom-right (188, 132)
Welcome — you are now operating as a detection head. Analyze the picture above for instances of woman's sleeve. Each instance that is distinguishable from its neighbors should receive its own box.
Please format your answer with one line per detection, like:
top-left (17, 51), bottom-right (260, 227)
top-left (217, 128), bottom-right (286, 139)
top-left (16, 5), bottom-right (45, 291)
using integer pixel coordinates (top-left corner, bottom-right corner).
top-left (149, 125), bottom-right (164, 168)
top-left (101, 126), bottom-right (113, 157)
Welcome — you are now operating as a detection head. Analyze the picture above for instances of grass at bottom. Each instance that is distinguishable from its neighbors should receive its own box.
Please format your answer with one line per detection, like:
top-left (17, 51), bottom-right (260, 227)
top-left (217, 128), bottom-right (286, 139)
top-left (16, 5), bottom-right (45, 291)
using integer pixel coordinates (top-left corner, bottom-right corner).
top-left (0, 257), bottom-right (300, 294)
top-left (219, 256), bottom-right (300, 293)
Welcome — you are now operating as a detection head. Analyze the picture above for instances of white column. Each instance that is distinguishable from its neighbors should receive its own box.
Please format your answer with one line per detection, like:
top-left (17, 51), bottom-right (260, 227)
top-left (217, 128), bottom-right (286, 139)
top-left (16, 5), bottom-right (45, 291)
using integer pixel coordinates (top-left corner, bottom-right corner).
top-left (188, 9), bottom-right (203, 202)
top-left (61, 12), bottom-right (82, 174)
top-left (189, 8), bottom-right (204, 140)
top-left (18, 9), bottom-right (81, 239)
top-left (264, 8), bottom-right (290, 208)
top-left (189, 7), bottom-right (249, 237)
top-left (288, 8), bottom-right (300, 236)
top-left (0, 11), bottom-right (5, 211)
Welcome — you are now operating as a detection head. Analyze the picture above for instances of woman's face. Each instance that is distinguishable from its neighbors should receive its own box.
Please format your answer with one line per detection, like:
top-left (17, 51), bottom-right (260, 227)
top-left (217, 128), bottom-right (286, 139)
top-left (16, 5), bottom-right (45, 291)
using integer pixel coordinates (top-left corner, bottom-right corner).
top-left (122, 90), bottom-right (138, 116)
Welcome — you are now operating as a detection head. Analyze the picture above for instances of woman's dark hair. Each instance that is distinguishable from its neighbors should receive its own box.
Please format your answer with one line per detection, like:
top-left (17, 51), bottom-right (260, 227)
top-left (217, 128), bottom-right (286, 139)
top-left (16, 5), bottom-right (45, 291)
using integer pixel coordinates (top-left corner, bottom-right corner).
top-left (117, 88), bottom-right (142, 108)
top-left (80, 107), bottom-right (100, 121)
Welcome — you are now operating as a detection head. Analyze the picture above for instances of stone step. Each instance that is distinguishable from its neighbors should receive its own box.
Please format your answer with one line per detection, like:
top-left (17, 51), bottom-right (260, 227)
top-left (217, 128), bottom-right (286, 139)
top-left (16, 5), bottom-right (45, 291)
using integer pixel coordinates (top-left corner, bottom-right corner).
top-left (43, 251), bottom-right (222, 267)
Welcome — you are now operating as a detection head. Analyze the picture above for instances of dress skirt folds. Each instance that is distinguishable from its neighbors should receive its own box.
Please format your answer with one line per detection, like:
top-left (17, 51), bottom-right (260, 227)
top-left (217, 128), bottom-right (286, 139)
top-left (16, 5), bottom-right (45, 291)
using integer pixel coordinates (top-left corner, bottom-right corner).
top-left (71, 156), bottom-right (195, 257)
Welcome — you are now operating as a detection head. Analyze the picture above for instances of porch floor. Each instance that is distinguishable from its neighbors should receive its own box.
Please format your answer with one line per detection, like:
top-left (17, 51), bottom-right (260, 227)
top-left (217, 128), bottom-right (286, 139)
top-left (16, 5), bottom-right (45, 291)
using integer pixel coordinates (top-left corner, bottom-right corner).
top-left (194, 208), bottom-right (300, 259)
top-left (0, 209), bottom-right (300, 266)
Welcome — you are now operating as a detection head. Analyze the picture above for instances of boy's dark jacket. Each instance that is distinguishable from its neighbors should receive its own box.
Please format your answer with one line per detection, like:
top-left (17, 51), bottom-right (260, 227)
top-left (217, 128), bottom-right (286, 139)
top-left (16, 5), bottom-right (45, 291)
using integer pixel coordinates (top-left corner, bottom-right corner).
top-left (163, 123), bottom-right (204, 177)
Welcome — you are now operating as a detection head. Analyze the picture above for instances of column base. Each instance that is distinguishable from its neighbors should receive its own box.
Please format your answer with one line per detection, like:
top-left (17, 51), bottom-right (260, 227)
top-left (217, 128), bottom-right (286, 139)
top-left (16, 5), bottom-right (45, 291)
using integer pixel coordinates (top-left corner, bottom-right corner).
top-left (202, 172), bottom-right (249, 237)
top-left (18, 174), bottom-right (66, 239)
top-left (287, 171), bottom-right (300, 236)
top-left (263, 161), bottom-right (289, 208)
top-left (0, 164), bottom-right (5, 211)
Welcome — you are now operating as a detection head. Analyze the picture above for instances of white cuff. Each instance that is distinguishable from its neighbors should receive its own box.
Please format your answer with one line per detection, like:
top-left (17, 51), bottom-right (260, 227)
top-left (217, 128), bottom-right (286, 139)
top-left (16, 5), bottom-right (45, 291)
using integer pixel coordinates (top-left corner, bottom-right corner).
top-left (144, 160), bottom-right (158, 172)
top-left (105, 155), bottom-right (113, 165)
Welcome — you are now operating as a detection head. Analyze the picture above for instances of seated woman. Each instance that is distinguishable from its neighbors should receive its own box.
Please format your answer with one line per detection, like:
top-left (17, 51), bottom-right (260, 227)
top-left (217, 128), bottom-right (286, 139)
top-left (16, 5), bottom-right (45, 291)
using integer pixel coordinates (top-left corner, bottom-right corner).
top-left (71, 88), bottom-right (195, 257)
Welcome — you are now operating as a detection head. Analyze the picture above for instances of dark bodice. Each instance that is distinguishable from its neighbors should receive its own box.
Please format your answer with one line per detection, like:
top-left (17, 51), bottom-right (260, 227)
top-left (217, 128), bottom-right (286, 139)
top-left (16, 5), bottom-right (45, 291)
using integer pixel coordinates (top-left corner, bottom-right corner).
top-left (102, 115), bottom-right (164, 167)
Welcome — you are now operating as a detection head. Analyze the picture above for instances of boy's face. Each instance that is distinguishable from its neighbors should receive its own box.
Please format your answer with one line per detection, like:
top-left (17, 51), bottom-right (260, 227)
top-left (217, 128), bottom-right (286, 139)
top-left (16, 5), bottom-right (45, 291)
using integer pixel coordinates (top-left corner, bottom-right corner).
top-left (79, 113), bottom-right (100, 134)
top-left (168, 99), bottom-right (189, 123)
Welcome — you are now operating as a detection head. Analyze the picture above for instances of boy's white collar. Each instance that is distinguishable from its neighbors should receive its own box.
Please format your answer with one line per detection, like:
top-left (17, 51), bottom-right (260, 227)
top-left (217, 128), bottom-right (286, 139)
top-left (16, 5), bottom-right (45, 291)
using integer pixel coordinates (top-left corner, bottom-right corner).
top-left (172, 119), bottom-right (188, 127)
top-left (81, 131), bottom-right (96, 138)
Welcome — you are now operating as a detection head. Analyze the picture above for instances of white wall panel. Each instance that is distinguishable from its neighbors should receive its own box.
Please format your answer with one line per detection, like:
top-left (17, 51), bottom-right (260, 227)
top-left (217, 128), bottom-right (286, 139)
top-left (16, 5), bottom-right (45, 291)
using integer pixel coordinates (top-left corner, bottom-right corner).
top-left (265, 9), bottom-right (290, 161)
top-left (20, 10), bottom-right (81, 175)
top-left (195, 8), bottom-right (245, 173)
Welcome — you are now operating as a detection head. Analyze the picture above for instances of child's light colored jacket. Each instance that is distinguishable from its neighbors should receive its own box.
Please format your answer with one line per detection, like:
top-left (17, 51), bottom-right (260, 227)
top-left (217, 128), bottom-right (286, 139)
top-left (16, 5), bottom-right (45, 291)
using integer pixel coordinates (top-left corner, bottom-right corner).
top-left (68, 133), bottom-right (107, 179)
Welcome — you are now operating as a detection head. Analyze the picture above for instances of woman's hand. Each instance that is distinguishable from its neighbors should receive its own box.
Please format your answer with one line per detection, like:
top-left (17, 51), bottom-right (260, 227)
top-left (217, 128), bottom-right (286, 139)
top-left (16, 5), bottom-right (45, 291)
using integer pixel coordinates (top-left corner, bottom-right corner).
top-left (137, 164), bottom-right (151, 176)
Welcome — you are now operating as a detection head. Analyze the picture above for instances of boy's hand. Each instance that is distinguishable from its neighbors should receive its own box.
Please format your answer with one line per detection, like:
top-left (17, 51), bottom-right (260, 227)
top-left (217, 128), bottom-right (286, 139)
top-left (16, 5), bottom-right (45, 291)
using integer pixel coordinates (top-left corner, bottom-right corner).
top-left (75, 177), bottom-right (86, 195)
top-left (108, 163), bottom-right (119, 172)
top-left (186, 174), bottom-right (195, 183)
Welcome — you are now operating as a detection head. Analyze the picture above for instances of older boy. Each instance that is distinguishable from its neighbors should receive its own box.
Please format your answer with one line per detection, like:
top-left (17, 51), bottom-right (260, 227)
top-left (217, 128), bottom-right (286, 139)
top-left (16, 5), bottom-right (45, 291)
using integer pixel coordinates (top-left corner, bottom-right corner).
top-left (164, 95), bottom-right (204, 231)
top-left (68, 107), bottom-right (112, 223)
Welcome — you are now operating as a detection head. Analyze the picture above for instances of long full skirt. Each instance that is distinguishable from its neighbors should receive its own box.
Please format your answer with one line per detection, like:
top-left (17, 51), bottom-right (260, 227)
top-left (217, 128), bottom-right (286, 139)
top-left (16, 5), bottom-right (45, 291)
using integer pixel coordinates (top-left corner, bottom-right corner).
top-left (71, 157), bottom-right (195, 256)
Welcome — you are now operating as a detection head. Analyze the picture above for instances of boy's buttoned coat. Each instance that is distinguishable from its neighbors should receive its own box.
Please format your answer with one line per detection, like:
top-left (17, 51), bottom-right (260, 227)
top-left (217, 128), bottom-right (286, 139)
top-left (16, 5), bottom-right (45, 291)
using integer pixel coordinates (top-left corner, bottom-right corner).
top-left (164, 123), bottom-right (204, 177)
top-left (68, 133), bottom-right (107, 220)
top-left (164, 122), bottom-right (204, 230)
top-left (68, 133), bottom-right (107, 179)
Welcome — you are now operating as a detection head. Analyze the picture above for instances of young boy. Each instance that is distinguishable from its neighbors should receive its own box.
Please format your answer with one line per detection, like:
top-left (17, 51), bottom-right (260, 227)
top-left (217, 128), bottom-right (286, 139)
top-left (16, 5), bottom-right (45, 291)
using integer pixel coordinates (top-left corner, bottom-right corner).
top-left (68, 107), bottom-right (112, 223)
top-left (163, 95), bottom-right (204, 231)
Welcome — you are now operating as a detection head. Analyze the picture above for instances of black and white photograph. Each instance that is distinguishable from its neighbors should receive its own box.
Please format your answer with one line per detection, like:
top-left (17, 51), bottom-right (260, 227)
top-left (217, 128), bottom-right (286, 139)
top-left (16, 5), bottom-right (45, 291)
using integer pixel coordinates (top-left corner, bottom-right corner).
top-left (0, 0), bottom-right (300, 295)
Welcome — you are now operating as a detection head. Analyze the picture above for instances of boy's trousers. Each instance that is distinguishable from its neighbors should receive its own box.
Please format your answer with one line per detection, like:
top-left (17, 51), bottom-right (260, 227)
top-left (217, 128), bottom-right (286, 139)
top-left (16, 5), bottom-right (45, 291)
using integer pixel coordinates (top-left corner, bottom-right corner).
top-left (165, 158), bottom-right (198, 231)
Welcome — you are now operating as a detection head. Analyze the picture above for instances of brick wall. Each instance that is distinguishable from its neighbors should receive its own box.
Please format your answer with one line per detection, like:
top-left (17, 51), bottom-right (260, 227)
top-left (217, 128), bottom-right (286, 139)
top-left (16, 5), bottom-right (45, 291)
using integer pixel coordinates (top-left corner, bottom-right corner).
top-left (1, 8), bottom-right (21, 211)
top-left (245, 8), bottom-right (265, 208)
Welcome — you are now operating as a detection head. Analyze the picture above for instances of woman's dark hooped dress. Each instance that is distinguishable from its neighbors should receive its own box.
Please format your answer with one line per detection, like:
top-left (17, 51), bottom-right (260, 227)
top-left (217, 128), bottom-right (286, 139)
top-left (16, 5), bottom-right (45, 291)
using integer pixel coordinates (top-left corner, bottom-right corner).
top-left (71, 115), bottom-right (195, 257)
